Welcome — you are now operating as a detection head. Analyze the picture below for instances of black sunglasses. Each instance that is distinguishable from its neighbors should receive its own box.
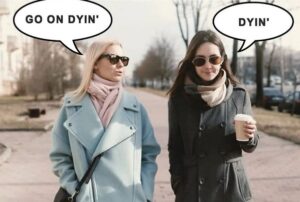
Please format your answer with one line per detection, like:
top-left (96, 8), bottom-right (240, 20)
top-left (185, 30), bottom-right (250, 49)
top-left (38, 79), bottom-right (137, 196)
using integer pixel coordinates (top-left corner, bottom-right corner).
top-left (192, 55), bottom-right (223, 67)
top-left (99, 54), bottom-right (129, 66)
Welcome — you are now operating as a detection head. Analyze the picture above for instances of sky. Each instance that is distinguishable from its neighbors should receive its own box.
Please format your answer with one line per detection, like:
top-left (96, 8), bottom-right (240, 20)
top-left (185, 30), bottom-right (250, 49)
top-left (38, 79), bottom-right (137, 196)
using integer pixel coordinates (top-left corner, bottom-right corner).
top-left (4, 0), bottom-right (300, 78)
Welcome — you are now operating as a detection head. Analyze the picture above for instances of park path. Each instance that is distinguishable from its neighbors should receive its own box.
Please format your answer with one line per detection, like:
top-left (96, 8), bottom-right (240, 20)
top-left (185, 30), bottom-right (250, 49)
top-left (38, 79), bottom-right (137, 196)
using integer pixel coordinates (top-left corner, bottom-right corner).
top-left (0, 88), bottom-right (299, 201)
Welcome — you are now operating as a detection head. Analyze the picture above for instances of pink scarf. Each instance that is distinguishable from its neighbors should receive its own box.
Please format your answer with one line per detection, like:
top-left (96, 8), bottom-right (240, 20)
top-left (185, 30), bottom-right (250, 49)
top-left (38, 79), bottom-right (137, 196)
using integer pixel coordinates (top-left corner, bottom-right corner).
top-left (87, 74), bottom-right (123, 127)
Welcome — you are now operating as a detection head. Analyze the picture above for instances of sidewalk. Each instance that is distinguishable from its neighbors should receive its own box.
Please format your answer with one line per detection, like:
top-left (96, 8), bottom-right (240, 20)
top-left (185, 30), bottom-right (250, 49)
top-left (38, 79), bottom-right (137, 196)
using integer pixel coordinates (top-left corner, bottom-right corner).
top-left (0, 89), bottom-right (299, 201)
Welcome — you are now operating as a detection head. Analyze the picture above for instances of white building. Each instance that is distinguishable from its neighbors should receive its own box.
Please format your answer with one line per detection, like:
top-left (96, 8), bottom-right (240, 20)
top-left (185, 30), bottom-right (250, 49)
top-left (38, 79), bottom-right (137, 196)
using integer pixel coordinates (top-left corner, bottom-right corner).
top-left (0, 0), bottom-right (26, 95)
top-left (0, 0), bottom-right (10, 95)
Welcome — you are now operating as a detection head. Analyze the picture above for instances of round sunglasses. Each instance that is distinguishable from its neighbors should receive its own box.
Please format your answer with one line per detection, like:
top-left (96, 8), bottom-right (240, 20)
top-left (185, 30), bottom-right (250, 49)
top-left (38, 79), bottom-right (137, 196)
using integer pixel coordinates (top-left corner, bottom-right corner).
top-left (192, 55), bottom-right (223, 67)
top-left (99, 54), bottom-right (129, 66)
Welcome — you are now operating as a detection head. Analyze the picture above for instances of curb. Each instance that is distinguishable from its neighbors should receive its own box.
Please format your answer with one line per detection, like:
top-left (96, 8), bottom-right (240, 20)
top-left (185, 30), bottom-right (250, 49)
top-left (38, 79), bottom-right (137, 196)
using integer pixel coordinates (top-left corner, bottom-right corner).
top-left (0, 143), bottom-right (12, 165)
top-left (44, 121), bottom-right (54, 131)
top-left (0, 122), bottom-right (54, 132)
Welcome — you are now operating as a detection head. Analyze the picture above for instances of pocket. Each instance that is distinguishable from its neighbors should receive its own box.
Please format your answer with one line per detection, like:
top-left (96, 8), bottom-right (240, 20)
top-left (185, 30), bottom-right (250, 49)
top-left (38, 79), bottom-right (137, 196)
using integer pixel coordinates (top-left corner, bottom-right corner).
top-left (171, 175), bottom-right (183, 194)
top-left (233, 161), bottom-right (252, 201)
top-left (182, 167), bottom-right (198, 202)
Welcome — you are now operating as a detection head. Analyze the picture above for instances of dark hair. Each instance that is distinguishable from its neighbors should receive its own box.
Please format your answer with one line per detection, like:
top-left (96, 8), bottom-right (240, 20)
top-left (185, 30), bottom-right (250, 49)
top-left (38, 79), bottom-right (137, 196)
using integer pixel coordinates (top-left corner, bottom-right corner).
top-left (168, 30), bottom-right (238, 97)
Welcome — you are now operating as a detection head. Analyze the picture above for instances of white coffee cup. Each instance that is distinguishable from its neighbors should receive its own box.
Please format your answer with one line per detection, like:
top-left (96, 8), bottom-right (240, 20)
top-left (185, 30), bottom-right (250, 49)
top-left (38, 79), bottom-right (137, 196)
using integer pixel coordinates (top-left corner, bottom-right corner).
top-left (234, 114), bottom-right (256, 141)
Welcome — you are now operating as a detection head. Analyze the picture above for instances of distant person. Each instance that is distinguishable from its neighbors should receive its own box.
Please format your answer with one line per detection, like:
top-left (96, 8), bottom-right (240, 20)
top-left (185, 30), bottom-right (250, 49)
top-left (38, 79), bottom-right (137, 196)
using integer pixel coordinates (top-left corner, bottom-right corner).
top-left (50, 40), bottom-right (160, 202)
top-left (167, 30), bottom-right (258, 202)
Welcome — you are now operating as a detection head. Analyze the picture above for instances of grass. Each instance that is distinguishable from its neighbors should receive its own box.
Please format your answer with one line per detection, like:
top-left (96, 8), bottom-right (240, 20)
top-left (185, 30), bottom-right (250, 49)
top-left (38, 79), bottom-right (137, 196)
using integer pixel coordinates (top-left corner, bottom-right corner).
top-left (0, 95), bottom-right (61, 131)
top-left (134, 87), bottom-right (300, 144)
top-left (253, 107), bottom-right (300, 143)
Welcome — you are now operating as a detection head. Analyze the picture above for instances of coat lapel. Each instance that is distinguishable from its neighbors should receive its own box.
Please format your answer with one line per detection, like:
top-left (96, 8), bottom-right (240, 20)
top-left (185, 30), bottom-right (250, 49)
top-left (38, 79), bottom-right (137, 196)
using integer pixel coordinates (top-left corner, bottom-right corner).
top-left (91, 91), bottom-right (139, 159)
top-left (63, 94), bottom-right (105, 156)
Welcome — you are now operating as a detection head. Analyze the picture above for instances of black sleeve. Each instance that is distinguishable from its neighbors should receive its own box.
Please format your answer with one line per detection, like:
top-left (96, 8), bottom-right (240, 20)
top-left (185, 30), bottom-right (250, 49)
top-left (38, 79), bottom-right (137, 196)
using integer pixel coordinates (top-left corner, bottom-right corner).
top-left (168, 98), bottom-right (184, 193)
top-left (239, 91), bottom-right (259, 153)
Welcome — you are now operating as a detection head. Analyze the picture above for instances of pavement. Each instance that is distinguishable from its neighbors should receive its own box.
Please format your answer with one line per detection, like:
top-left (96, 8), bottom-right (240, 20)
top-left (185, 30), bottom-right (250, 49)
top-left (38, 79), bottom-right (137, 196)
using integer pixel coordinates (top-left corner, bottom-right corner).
top-left (0, 88), bottom-right (299, 201)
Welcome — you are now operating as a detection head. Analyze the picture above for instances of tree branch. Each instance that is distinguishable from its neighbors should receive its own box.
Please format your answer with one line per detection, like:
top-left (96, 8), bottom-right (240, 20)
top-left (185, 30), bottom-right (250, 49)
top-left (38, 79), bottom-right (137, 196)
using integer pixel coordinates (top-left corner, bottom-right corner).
top-left (181, 0), bottom-right (189, 47)
top-left (173, 0), bottom-right (188, 48)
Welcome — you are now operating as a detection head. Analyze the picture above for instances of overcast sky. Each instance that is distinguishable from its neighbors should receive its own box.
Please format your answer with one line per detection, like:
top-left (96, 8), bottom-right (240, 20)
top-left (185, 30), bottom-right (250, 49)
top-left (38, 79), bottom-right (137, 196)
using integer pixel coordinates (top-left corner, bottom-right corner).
top-left (6, 0), bottom-right (300, 77)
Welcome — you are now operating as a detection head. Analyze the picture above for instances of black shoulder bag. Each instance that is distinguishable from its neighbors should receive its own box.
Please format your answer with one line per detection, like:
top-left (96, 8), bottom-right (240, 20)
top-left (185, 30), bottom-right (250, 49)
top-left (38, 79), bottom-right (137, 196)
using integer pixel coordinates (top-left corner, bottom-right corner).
top-left (54, 154), bottom-right (102, 202)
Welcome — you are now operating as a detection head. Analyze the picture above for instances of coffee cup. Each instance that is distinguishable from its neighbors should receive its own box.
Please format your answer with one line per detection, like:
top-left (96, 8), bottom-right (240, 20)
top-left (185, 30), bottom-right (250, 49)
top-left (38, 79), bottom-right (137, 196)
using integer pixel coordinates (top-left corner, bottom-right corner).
top-left (234, 114), bottom-right (256, 141)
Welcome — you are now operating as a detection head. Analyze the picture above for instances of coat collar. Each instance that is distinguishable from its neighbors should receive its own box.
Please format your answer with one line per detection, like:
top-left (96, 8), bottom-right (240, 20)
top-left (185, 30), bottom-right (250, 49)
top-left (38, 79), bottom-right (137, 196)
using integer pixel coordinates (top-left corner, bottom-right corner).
top-left (64, 91), bottom-right (139, 112)
top-left (63, 91), bottom-right (139, 159)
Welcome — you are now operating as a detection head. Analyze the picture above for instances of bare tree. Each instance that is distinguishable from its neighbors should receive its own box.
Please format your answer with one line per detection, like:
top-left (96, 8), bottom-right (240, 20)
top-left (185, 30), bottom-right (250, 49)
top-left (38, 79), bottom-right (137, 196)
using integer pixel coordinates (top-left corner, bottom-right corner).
top-left (16, 64), bottom-right (30, 96)
top-left (29, 39), bottom-right (51, 100)
top-left (266, 43), bottom-right (276, 87)
top-left (253, 0), bottom-right (275, 106)
top-left (254, 41), bottom-right (267, 106)
top-left (173, 0), bottom-right (212, 48)
top-left (65, 42), bottom-right (87, 90)
top-left (230, 0), bottom-right (241, 75)
top-left (26, 40), bottom-right (77, 100)
top-left (134, 36), bottom-right (176, 89)
top-left (46, 44), bottom-right (69, 99)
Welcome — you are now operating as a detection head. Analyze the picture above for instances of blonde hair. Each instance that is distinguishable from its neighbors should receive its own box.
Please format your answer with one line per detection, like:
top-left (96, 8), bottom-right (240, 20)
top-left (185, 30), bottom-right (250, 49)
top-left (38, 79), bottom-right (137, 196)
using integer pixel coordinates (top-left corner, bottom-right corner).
top-left (69, 39), bottom-right (122, 100)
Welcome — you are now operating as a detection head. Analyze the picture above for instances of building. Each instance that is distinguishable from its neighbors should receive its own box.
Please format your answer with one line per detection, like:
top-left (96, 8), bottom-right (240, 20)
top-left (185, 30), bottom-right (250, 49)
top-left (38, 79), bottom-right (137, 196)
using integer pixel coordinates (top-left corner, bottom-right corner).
top-left (0, 0), bottom-right (26, 95)
top-left (0, 0), bottom-right (10, 95)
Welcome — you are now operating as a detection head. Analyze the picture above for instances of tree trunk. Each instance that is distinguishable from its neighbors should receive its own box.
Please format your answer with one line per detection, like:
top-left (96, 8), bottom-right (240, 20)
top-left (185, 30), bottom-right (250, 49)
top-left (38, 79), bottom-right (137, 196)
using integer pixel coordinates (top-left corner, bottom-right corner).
top-left (231, 39), bottom-right (238, 75)
top-left (266, 43), bottom-right (276, 87)
top-left (255, 42), bottom-right (266, 107)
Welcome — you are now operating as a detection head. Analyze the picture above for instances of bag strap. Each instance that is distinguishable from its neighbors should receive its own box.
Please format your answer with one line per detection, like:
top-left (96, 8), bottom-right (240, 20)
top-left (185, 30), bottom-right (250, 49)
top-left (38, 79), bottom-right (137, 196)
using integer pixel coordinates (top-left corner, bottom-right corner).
top-left (69, 154), bottom-right (103, 201)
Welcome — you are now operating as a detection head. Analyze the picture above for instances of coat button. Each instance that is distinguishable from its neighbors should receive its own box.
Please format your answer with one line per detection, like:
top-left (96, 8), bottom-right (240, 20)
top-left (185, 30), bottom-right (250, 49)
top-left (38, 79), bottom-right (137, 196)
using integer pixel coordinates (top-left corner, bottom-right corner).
top-left (130, 126), bottom-right (133, 130)
top-left (220, 122), bottom-right (225, 128)
top-left (199, 178), bottom-right (205, 185)
top-left (67, 100), bottom-right (71, 104)
top-left (68, 123), bottom-right (72, 127)
top-left (218, 178), bottom-right (224, 184)
top-left (199, 125), bottom-right (205, 132)
top-left (133, 104), bottom-right (137, 108)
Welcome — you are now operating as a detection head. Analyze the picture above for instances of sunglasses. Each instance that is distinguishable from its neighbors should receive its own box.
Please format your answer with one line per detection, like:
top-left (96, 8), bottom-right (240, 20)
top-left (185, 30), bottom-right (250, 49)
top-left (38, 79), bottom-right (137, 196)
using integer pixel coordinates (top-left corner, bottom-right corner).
top-left (99, 54), bottom-right (129, 66)
top-left (192, 55), bottom-right (223, 67)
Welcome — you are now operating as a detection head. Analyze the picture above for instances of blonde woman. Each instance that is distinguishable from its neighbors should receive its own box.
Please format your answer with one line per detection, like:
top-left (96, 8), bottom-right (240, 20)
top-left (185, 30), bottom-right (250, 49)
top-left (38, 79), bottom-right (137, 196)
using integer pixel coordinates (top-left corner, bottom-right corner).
top-left (50, 40), bottom-right (160, 202)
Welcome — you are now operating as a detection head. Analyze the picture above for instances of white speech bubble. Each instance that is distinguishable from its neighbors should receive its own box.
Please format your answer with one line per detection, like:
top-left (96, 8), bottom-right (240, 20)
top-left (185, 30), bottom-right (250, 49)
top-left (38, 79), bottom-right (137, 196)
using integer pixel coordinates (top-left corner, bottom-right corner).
top-left (213, 2), bottom-right (294, 52)
top-left (13, 0), bottom-right (113, 54)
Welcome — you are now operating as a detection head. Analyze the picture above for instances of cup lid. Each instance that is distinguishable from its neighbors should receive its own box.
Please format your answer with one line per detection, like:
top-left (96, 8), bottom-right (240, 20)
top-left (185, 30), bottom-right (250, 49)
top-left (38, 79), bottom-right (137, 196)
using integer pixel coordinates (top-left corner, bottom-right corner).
top-left (234, 114), bottom-right (255, 123)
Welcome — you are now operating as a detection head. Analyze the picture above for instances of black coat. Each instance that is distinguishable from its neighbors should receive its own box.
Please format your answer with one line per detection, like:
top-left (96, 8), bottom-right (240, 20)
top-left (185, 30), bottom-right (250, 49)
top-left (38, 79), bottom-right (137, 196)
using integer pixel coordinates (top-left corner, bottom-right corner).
top-left (168, 84), bottom-right (258, 202)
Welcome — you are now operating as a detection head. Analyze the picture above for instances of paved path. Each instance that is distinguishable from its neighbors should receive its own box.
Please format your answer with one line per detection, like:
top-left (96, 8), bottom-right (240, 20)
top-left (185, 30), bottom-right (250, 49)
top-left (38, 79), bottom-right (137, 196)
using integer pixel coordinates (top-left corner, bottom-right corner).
top-left (0, 131), bottom-right (57, 201)
top-left (0, 89), bottom-right (299, 201)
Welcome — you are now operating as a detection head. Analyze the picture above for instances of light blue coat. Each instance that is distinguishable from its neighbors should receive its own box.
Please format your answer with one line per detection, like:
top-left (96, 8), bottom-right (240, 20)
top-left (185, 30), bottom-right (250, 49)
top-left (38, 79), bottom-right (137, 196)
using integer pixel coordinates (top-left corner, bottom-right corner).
top-left (49, 91), bottom-right (161, 202)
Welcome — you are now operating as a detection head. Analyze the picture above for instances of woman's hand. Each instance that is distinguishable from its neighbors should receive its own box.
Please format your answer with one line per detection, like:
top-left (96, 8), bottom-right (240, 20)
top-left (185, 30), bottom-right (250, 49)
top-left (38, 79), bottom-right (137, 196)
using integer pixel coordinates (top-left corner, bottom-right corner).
top-left (244, 121), bottom-right (256, 139)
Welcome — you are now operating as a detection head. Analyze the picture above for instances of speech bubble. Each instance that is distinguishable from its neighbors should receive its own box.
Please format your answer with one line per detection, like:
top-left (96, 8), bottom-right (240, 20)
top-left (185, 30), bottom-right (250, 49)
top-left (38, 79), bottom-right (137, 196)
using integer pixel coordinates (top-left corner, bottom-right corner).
top-left (13, 0), bottom-right (113, 55)
top-left (213, 2), bottom-right (294, 52)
